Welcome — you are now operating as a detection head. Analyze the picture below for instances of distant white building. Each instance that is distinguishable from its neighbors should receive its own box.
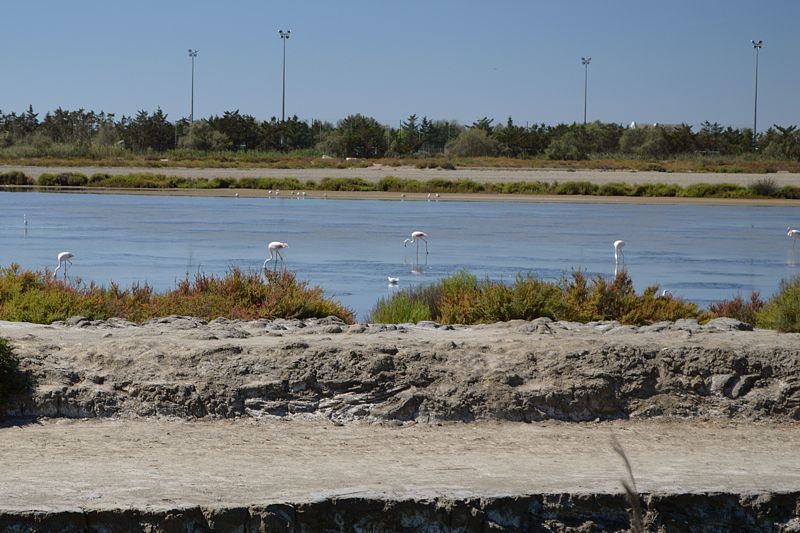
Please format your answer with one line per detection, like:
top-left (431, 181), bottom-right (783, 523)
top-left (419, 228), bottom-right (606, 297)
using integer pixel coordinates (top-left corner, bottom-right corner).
top-left (628, 121), bottom-right (684, 130)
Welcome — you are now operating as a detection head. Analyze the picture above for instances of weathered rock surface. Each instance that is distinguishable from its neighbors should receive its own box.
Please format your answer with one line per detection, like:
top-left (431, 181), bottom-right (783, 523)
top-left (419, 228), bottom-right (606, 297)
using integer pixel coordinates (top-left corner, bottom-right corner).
top-left (2, 492), bottom-right (800, 532)
top-left (2, 316), bottom-right (799, 422)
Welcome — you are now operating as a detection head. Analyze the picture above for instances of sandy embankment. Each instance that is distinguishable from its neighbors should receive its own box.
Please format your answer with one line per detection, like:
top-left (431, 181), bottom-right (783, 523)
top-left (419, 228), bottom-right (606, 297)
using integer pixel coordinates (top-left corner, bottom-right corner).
top-left (5, 164), bottom-right (800, 205)
top-left (1, 316), bottom-right (800, 530)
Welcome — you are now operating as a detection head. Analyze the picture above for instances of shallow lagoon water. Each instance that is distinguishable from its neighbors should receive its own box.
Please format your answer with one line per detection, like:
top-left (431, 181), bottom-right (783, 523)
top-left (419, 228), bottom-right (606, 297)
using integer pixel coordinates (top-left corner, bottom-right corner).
top-left (1, 191), bottom-right (799, 320)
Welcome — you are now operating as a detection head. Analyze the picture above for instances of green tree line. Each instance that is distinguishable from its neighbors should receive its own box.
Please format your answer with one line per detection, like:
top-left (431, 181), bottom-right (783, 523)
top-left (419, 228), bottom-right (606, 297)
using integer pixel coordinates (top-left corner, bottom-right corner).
top-left (1, 105), bottom-right (799, 160)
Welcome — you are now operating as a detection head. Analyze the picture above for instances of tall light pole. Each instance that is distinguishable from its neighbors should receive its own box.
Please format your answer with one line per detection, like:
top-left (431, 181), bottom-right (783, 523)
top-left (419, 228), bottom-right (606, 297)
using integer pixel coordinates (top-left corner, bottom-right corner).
top-left (581, 57), bottom-right (591, 125)
top-left (750, 40), bottom-right (763, 149)
top-left (279, 30), bottom-right (291, 122)
top-left (188, 49), bottom-right (198, 123)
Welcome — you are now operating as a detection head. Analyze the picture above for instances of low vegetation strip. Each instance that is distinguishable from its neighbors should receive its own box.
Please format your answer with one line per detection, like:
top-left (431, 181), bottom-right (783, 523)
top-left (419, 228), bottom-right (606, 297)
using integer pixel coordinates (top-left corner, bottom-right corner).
top-left (1, 263), bottom-right (797, 331)
top-left (368, 271), bottom-right (800, 332)
top-left (0, 266), bottom-right (354, 324)
top-left (3, 170), bottom-right (800, 199)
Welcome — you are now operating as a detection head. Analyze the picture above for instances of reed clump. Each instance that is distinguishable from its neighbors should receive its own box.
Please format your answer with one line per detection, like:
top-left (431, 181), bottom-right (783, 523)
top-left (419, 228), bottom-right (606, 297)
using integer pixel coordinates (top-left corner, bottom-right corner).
top-left (0, 265), bottom-right (353, 324)
top-left (368, 270), bottom-right (701, 325)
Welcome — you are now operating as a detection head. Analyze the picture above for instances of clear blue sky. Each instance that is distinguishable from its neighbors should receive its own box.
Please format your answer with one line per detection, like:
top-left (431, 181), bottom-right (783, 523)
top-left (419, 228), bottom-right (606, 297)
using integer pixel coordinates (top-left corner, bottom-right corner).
top-left (3, 1), bottom-right (798, 130)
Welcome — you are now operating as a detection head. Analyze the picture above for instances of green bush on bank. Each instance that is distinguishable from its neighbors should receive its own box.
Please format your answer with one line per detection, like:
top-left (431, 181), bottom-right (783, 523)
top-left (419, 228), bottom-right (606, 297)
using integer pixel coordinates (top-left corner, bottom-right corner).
top-left (373, 270), bottom-right (800, 330)
top-left (0, 171), bottom-right (34, 185)
top-left (0, 265), bottom-right (354, 324)
top-left (0, 337), bottom-right (21, 404)
top-left (368, 270), bottom-right (701, 325)
top-left (38, 172), bottom-right (89, 186)
top-left (756, 276), bottom-right (800, 332)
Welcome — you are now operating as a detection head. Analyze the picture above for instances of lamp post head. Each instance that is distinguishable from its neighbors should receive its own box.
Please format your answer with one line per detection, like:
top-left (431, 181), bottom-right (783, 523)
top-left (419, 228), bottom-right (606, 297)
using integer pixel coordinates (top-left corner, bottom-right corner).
top-left (581, 57), bottom-right (591, 65)
top-left (751, 40), bottom-right (763, 48)
top-left (279, 30), bottom-right (291, 39)
top-left (188, 49), bottom-right (198, 57)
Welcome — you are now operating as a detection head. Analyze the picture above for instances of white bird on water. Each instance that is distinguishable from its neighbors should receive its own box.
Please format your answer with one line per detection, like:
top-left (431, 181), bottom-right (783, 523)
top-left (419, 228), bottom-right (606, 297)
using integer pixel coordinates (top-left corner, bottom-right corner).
top-left (263, 241), bottom-right (288, 271)
top-left (54, 251), bottom-right (74, 278)
top-left (613, 240), bottom-right (625, 264)
top-left (388, 276), bottom-right (399, 285)
top-left (404, 231), bottom-right (429, 255)
top-left (788, 227), bottom-right (800, 248)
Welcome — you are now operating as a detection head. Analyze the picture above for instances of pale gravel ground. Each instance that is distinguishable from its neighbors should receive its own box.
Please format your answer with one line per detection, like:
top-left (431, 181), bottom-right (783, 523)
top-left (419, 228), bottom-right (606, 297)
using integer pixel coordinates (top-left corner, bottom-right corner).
top-left (1, 418), bottom-right (799, 513)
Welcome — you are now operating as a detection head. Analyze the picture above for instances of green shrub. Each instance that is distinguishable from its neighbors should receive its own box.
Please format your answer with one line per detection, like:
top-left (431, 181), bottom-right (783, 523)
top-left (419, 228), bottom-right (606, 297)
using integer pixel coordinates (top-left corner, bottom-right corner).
top-left (757, 277), bottom-right (800, 332)
top-left (0, 337), bottom-right (21, 404)
top-left (369, 292), bottom-right (432, 323)
top-left (709, 292), bottom-right (764, 326)
top-left (38, 172), bottom-right (89, 187)
top-left (444, 129), bottom-right (500, 157)
top-left (317, 177), bottom-right (374, 191)
top-left (0, 265), bottom-right (353, 324)
top-left (0, 171), bottom-right (33, 185)
top-left (555, 181), bottom-right (599, 195)
top-left (777, 186), bottom-right (800, 199)
top-left (368, 270), bottom-right (699, 325)
top-left (631, 183), bottom-right (681, 197)
top-left (447, 179), bottom-right (485, 193)
top-left (545, 131), bottom-right (589, 161)
top-left (598, 182), bottom-right (634, 196)
top-left (749, 177), bottom-right (779, 197)
top-left (87, 173), bottom-right (187, 188)
top-left (680, 182), bottom-right (748, 198)
top-left (238, 177), bottom-right (303, 190)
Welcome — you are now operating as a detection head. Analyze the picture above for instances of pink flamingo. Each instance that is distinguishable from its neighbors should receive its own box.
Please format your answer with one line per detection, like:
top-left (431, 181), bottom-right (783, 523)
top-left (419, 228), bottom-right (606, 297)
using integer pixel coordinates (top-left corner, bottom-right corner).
top-left (263, 241), bottom-right (288, 271)
top-left (54, 251), bottom-right (74, 278)
top-left (404, 231), bottom-right (429, 255)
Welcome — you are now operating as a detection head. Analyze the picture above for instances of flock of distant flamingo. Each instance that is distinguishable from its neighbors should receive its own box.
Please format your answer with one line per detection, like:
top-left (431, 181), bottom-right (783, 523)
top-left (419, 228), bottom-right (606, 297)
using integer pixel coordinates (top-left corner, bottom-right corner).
top-left (49, 226), bottom-right (800, 284)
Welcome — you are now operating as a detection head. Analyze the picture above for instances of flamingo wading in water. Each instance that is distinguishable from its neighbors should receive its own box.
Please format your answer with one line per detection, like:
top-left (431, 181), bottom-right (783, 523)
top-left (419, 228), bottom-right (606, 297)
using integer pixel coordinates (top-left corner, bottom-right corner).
top-left (264, 241), bottom-right (289, 271)
top-left (613, 240), bottom-right (625, 264)
top-left (54, 251), bottom-right (74, 278)
top-left (613, 239), bottom-right (625, 276)
top-left (404, 231), bottom-right (429, 255)
top-left (788, 227), bottom-right (800, 248)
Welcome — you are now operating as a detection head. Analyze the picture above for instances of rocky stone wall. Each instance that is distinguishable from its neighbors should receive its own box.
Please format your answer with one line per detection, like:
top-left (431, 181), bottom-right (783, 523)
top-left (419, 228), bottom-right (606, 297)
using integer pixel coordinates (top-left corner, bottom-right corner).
top-left (2, 492), bottom-right (799, 532)
top-left (2, 317), bottom-right (799, 423)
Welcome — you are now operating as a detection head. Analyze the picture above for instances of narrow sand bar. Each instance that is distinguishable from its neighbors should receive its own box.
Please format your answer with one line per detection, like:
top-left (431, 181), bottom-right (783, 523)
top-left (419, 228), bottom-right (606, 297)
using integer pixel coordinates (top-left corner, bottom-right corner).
top-left (4, 164), bottom-right (800, 188)
top-left (4, 164), bottom-right (800, 205)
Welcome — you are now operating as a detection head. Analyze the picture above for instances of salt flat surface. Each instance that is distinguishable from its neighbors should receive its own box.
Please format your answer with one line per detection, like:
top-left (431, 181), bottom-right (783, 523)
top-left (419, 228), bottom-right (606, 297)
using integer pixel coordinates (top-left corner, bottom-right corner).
top-left (1, 418), bottom-right (798, 512)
